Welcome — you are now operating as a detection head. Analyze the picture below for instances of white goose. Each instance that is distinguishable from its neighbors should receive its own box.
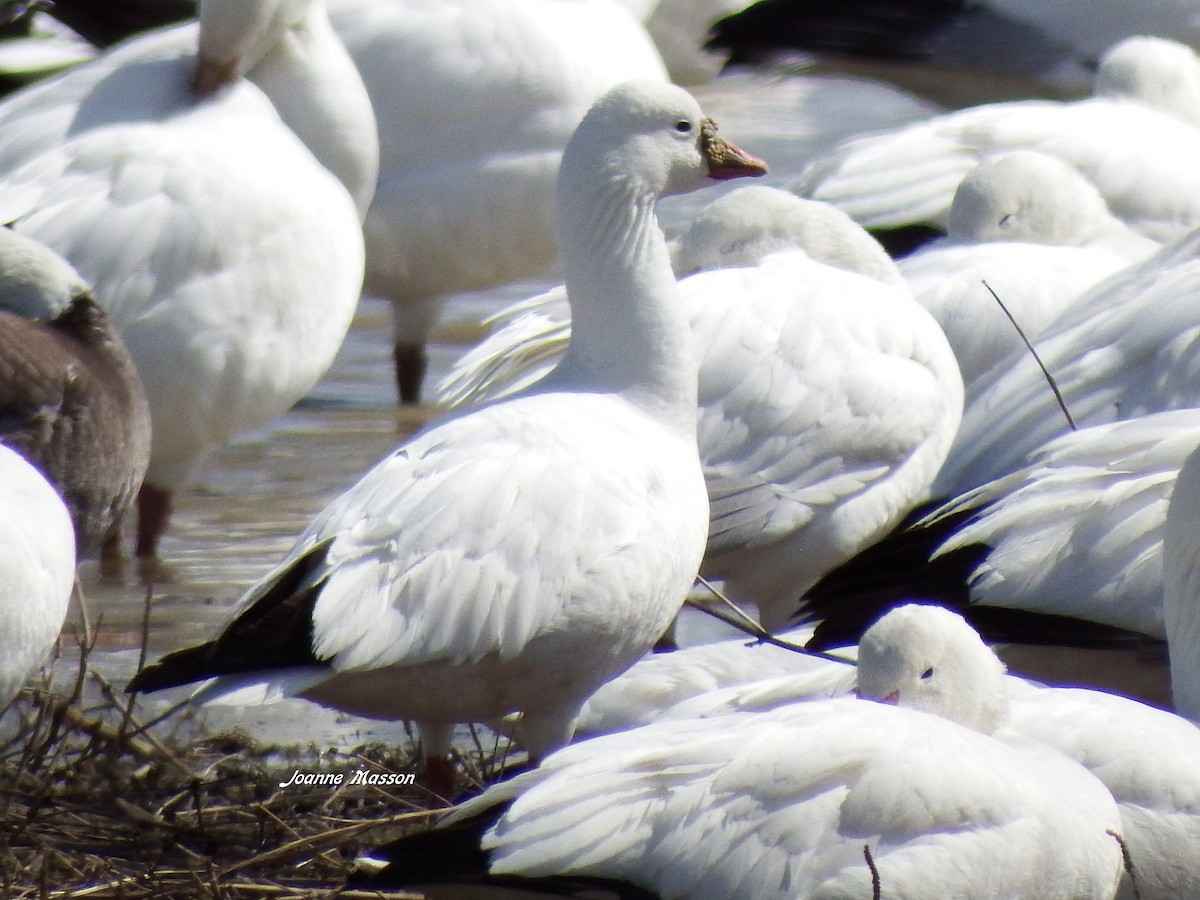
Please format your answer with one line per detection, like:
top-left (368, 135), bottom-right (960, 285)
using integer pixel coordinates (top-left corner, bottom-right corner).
top-left (573, 623), bottom-right (857, 737)
top-left (933, 226), bottom-right (1200, 496)
top-left (126, 80), bottom-right (767, 789)
top-left (0, 444), bottom-right (76, 710)
top-left (899, 151), bottom-right (1156, 403)
top-left (1162, 434), bottom-right (1200, 722)
top-left (792, 410), bottom-right (1200, 709)
top-left (355, 604), bottom-right (1125, 899)
top-left (441, 185), bottom-right (963, 632)
top-left (0, 232), bottom-right (151, 558)
top-left (1005, 681), bottom-right (1200, 900)
top-left (615, 0), bottom-right (757, 84)
top-left (709, 3), bottom-right (1200, 85)
top-left (325, 0), bottom-right (667, 403)
top-left (0, 0), bottom-right (377, 559)
top-left (797, 36), bottom-right (1200, 243)
top-left (589, 605), bottom-right (1197, 900)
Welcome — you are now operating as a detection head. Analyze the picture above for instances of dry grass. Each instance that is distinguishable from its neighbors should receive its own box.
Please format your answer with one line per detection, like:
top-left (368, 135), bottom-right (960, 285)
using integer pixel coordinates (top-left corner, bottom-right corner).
top-left (0, 593), bottom-right (511, 899)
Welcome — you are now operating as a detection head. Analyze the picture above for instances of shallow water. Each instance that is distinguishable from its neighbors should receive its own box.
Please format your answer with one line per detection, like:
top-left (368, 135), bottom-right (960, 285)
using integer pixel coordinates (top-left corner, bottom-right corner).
top-left (50, 69), bottom-right (950, 749)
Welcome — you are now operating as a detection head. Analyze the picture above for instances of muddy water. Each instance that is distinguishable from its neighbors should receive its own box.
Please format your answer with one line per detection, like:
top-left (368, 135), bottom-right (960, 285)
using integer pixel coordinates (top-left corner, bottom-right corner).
top-left (45, 71), bottom-right (948, 749)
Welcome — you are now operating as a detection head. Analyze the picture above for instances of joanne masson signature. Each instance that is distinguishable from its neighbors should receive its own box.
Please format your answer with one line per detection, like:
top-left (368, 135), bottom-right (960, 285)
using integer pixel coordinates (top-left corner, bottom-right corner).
top-left (278, 768), bottom-right (417, 788)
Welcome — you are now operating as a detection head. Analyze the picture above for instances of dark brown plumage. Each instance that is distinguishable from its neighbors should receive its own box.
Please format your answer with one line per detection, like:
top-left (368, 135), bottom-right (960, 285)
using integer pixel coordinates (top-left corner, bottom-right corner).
top-left (0, 292), bottom-right (151, 556)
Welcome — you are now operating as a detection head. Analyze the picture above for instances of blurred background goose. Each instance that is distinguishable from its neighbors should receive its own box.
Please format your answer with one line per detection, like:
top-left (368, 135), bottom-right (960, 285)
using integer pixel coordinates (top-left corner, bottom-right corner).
top-left (797, 37), bottom-right (1200, 248)
top-left (326, 0), bottom-right (668, 403)
top-left (0, 0), bottom-right (377, 562)
top-left (0, 271), bottom-right (150, 559)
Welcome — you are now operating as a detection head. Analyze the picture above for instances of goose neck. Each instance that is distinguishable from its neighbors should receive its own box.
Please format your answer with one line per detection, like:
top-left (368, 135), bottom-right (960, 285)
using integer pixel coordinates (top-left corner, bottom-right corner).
top-left (555, 174), bottom-right (699, 438)
top-left (247, 5), bottom-right (379, 216)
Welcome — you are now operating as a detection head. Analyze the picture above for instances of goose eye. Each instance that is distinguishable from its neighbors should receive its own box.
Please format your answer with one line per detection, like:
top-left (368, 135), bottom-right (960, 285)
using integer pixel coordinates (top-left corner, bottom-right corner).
top-left (675, 119), bottom-right (692, 133)
top-left (920, 667), bottom-right (935, 680)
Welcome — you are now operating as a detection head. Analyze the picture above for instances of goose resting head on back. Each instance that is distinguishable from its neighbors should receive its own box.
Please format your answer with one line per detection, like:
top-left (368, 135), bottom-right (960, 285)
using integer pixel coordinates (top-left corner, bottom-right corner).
top-left (0, 229), bottom-right (150, 559)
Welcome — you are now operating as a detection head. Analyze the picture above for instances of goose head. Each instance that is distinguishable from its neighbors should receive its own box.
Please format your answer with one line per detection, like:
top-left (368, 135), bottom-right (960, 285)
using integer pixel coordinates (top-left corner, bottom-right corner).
top-left (1093, 36), bottom-right (1200, 127)
top-left (193, 0), bottom-right (319, 95)
top-left (558, 79), bottom-right (766, 216)
top-left (673, 185), bottom-right (902, 285)
top-left (0, 228), bottom-right (90, 320)
top-left (856, 604), bottom-right (1010, 735)
top-left (552, 80), bottom-right (764, 428)
top-left (946, 150), bottom-right (1112, 247)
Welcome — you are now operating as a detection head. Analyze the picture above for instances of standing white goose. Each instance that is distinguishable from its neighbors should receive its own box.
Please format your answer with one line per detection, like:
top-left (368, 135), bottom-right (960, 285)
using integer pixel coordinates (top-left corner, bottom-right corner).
top-left (354, 604), bottom-right (1125, 899)
top-left (0, 445), bottom-right (76, 710)
top-left (899, 150), bottom-right (1156, 403)
top-left (126, 80), bottom-right (767, 789)
top-left (0, 0), bottom-right (377, 559)
top-left (325, 0), bottom-right (668, 403)
top-left (441, 185), bottom-right (963, 632)
top-left (797, 36), bottom-right (1200, 244)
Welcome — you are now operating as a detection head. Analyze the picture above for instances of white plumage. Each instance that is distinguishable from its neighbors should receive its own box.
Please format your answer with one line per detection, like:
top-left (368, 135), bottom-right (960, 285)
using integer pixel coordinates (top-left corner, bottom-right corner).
top-left (0, 0), bottom-right (377, 557)
top-left (934, 227), bottom-right (1200, 496)
top-left (917, 410), bottom-right (1200, 640)
top-left (0, 445), bottom-right (76, 710)
top-left (358, 604), bottom-right (1125, 899)
top-left (128, 79), bottom-right (767, 782)
top-left (797, 36), bottom-right (1200, 243)
top-left (326, 0), bottom-right (668, 403)
top-left (574, 606), bottom-right (1200, 900)
top-left (441, 185), bottom-right (963, 631)
top-left (899, 150), bottom-right (1156, 402)
top-left (1162, 436), bottom-right (1200, 722)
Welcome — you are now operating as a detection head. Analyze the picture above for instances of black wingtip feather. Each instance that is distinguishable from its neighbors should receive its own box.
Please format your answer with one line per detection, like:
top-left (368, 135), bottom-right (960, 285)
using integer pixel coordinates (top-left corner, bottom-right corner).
top-left (352, 799), bottom-right (659, 898)
top-left (796, 499), bottom-right (1160, 653)
top-left (126, 540), bottom-right (334, 694)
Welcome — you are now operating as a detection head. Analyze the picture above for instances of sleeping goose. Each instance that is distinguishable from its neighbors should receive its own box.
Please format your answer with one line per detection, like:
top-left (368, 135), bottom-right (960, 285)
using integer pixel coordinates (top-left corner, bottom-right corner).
top-left (798, 36), bottom-right (1200, 245)
top-left (126, 80), bottom-right (767, 791)
top-left (615, 606), bottom-right (1200, 900)
top-left (0, 293), bottom-right (150, 559)
top-left (354, 603), bottom-right (1125, 899)
top-left (440, 185), bottom-right (963, 632)
top-left (595, 605), bottom-right (1197, 900)
top-left (899, 151), bottom-right (1157, 404)
top-left (0, 0), bottom-right (377, 560)
top-left (325, 0), bottom-right (668, 403)
top-left (0, 444), bottom-right (76, 710)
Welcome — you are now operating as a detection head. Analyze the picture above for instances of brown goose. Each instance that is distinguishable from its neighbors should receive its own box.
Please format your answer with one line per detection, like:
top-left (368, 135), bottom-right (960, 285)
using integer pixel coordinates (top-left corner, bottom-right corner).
top-left (0, 230), bottom-right (150, 559)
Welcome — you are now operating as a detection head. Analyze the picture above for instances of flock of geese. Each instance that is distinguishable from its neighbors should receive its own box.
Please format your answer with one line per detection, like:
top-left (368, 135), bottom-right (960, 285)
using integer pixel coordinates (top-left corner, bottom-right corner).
top-left (6, 0), bottom-right (1200, 897)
